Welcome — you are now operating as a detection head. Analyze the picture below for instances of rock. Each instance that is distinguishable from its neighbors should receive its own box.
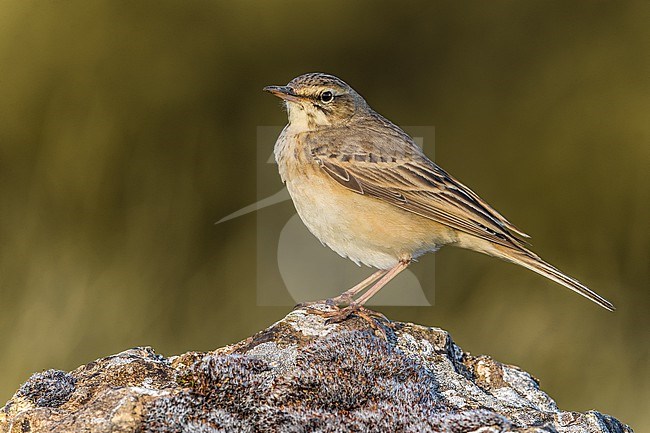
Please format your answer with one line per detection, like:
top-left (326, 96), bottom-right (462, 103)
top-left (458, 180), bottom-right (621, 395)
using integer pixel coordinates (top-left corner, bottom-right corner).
top-left (0, 305), bottom-right (634, 433)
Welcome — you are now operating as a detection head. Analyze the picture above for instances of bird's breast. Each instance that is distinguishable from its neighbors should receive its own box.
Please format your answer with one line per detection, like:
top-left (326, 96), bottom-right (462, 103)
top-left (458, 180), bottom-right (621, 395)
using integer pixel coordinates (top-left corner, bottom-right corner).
top-left (275, 133), bottom-right (459, 269)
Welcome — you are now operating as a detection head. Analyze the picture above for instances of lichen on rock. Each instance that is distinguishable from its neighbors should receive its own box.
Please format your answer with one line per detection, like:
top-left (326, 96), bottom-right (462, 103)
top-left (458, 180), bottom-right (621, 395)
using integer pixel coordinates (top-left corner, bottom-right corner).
top-left (0, 305), bottom-right (634, 433)
top-left (17, 370), bottom-right (76, 408)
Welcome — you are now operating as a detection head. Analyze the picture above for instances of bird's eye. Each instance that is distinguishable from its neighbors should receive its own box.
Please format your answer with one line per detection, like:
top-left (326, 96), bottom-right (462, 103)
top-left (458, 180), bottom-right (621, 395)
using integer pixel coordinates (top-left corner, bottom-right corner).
top-left (320, 90), bottom-right (334, 103)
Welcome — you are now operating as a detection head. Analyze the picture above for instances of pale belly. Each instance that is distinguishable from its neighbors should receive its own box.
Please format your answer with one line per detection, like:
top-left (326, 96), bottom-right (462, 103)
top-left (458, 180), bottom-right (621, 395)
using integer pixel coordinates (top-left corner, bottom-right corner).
top-left (284, 166), bottom-right (459, 269)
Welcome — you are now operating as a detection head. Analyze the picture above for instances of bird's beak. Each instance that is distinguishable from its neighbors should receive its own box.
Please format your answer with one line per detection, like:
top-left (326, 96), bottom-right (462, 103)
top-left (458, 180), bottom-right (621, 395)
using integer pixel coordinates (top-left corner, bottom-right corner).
top-left (263, 85), bottom-right (303, 103)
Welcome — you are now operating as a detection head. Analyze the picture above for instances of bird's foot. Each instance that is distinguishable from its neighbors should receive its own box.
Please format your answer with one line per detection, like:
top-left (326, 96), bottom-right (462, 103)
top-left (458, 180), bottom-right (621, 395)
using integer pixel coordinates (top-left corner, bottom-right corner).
top-left (293, 298), bottom-right (337, 311)
top-left (294, 293), bottom-right (356, 312)
top-left (304, 303), bottom-right (388, 338)
top-left (328, 292), bottom-right (355, 306)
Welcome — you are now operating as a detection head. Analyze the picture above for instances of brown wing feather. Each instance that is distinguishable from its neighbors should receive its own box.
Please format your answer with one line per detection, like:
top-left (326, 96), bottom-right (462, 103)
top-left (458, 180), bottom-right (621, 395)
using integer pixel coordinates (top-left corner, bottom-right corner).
top-left (316, 156), bottom-right (528, 249)
top-left (303, 112), bottom-right (528, 248)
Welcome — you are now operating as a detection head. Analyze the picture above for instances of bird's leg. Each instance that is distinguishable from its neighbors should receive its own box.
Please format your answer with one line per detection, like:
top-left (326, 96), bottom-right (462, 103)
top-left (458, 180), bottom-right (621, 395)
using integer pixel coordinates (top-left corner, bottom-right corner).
top-left (298, 269), bottom-right (387, 312)
top-left (329, 269), bottom-right (388, 305)
top-left (353, 259), bottom-right (410, 306)
top-left (307, 260), bottom-right (411, 331)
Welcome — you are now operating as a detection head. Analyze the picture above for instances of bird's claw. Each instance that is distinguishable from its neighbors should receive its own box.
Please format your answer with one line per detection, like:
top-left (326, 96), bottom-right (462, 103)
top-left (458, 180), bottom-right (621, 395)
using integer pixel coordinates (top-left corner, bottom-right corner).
top-left (304, 303), bottom-right (388, 339)
top-left (293, 298), bottom-right (336, 311)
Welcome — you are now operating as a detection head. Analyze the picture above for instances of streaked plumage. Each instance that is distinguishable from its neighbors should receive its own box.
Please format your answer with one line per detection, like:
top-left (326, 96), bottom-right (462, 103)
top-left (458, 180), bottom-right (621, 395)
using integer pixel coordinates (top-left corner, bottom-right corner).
top-left (265, 72), bottom-right (614, 312)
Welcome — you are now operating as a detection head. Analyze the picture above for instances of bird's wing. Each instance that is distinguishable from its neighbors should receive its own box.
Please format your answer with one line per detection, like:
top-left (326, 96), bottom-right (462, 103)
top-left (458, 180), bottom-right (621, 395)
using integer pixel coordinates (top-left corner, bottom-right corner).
top-left (309, 137), bottom-right (529, 249)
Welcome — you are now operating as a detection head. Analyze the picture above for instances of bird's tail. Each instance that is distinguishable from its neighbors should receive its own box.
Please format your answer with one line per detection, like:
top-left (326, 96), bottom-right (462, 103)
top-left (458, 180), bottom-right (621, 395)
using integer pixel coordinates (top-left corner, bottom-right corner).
top-left (491, 245), bottom-right (615, 311)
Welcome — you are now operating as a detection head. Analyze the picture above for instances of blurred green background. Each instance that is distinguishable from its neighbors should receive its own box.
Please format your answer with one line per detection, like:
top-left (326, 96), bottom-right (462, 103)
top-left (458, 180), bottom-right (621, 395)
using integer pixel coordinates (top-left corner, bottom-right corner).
top-left (1, 0), bottom-right (648, 429)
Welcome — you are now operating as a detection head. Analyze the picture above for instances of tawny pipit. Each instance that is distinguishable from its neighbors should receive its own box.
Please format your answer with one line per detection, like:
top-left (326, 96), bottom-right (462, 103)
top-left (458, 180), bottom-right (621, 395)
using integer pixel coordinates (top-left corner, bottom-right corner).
top-left (264, 73), bottom-right (614, 315)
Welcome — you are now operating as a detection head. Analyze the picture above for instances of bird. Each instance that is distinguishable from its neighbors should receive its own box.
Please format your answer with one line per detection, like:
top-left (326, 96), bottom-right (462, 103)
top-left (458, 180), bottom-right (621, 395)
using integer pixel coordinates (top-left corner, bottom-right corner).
top-left (263, 72), bottom-right (614, 319)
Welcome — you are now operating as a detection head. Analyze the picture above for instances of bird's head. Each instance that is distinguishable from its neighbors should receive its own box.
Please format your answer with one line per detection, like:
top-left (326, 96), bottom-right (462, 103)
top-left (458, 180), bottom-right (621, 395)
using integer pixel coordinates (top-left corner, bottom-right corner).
top-left (264, 73), bottom-right (368, 130)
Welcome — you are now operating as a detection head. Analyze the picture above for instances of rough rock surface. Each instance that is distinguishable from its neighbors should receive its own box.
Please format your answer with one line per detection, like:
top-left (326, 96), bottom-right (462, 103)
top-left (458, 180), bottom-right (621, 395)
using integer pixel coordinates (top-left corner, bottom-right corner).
top-left (0, 305), bottom-right (633, 433)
